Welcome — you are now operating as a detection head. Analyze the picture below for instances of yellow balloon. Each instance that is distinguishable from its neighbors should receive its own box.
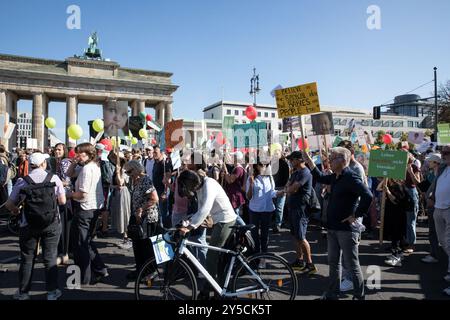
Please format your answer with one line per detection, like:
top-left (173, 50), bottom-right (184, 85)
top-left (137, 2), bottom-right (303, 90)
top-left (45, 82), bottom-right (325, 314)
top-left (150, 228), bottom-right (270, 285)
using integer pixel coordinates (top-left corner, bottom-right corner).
top-left (361, 144), bottom-right (368, 153)
top-left (67, 124), bottom-right (83, 140)
top-left (45, 117), bottom-right (56, 129)
top-left (139, 128), bottom-right (148, 139)
top-left (92, 119), bottom-right (104, 133)
top-left (270, 143), bottom-right (282, 155)
top-left (131, 137), bottom-right (138, 145)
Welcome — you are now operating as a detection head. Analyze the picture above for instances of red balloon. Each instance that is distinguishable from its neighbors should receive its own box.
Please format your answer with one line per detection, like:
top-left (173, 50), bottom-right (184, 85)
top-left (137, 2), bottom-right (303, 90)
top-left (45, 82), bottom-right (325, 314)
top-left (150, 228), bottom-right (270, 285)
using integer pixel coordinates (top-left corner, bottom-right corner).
top-left (151, 138), bottom-right (157, 145)
top-left (383, 134), bottom-right (393, 145)
top-left (245, 106), bottom-right (257, 121)
top-left (216, 132), bottom-right (224, 144)
top-left (68, 149), bottom-right (76, 159)
top-left (297, 138), bottom-right (309, 150)
top-left (99, 138), bottom-right (113, 151)
top-left (146, 114), bottom-right (153, 121)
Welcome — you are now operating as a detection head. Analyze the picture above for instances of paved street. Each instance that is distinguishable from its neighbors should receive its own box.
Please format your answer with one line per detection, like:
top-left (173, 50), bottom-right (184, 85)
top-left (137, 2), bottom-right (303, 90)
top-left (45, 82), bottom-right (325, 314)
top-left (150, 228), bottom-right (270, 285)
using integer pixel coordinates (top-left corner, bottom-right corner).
top-left (1, 217), bottom-right (449, 301)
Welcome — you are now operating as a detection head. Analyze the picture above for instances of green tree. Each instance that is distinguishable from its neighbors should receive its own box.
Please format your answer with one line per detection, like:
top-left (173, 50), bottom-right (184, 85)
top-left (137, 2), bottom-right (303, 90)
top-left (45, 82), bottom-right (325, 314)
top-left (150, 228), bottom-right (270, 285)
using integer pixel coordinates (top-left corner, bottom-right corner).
top-left (438, 80), bottom-right (450, 123)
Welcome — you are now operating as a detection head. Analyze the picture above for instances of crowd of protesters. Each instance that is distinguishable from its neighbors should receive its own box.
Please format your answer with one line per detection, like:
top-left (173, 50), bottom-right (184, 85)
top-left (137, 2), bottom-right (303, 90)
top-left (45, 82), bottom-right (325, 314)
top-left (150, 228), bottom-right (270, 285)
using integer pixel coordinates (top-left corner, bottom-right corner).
top-left (2, 138), bottom-right (450, 300)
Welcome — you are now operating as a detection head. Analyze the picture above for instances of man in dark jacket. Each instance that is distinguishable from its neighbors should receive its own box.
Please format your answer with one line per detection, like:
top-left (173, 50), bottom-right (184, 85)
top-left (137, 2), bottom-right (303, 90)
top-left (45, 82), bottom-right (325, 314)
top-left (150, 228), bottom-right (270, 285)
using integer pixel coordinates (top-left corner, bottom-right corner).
top-left (303, 147), bottom-right (373, 300)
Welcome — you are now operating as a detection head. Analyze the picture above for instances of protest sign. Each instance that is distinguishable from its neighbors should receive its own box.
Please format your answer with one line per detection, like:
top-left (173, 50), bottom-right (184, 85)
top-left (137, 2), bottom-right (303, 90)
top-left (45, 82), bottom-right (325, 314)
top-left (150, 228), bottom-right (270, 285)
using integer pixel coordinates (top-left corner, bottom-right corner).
top-left (275, 82), bottom-right (320, 118)
top-left (165, 120), bottom-right (184, 149)
top-left (368, 150), bottom-right (408, 180)
top-left (438, 123), bottom-right (450, 145)
top-left (171, 150), bottom-right (181, 170)
top-left (311, 112), bottom-right (334, 135)
top-left (407, 132), bottom-right (424, 145)
top-left (308, 134), bottom-right (332, 151)
top-left (233, 122), bottom-right (268, 149)
top-left (103, 100), bottom-right (129, 139)
top-left (333, 136), bottom-right (343, 147)
top-left (223, 116), bottom-right (235, 140)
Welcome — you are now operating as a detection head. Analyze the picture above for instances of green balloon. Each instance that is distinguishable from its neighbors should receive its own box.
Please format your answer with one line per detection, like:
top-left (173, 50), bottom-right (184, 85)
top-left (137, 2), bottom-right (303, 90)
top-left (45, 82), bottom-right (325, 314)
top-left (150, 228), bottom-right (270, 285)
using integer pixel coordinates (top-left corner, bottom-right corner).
top-left (139, 111), bottom-right (147, 120)
top-left (92, 119), bottom-right (104, 132)
top-left (67, 124), bottom-right (83, 140)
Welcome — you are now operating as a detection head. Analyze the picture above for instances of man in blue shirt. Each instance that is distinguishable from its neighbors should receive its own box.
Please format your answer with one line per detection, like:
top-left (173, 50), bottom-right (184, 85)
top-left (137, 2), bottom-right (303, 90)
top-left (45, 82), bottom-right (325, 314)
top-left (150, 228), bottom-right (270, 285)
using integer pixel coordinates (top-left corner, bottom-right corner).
top-left (303, 147), bottom-right (373, 300)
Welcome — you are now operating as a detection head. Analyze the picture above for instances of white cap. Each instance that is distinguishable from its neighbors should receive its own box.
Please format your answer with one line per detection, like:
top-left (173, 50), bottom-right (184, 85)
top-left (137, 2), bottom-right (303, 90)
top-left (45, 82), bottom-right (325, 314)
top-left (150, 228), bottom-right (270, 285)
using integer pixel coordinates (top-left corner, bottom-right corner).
top-left (29, 152), bottom-right (50, 166)
top-left (426, 153), bottom-right (442, 163)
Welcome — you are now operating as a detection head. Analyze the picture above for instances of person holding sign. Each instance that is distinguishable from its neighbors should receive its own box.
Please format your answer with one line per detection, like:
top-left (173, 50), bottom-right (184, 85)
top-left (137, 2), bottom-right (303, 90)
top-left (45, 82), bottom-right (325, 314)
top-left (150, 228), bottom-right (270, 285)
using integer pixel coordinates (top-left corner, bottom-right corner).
top-left (302, 147), bottom-right (372, 300)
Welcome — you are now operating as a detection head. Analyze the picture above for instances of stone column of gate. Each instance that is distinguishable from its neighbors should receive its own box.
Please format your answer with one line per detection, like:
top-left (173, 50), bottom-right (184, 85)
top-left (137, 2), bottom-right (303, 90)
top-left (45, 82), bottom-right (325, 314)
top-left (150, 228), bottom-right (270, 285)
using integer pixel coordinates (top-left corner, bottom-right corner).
top-left (0, 89), bottom-right (7, 148)
top-left (32, 92), bottom-right (45, 151)
top-left (131, 100), bottom-right (138, 116)
top-left (6, 91), bottom-right (18, 150)
top-left (66, 95), bottom-right (78, 147)
top-left (138, 100), bottom-right (146, 114)
top-left (43, 95), bottom-right (50, 151)
top-left (164, 102), bottom-right (173, 124)
top-left (156, 103), bottom-right (165, 128)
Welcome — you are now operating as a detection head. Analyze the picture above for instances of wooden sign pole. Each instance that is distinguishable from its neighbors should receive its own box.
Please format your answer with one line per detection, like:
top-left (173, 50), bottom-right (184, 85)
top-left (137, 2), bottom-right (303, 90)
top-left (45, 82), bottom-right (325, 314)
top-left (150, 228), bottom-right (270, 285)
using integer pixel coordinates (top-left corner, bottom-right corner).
top-left (379, 178), bottom-right (388, 245)
top-left (298, 116), bottom-right (306, 152)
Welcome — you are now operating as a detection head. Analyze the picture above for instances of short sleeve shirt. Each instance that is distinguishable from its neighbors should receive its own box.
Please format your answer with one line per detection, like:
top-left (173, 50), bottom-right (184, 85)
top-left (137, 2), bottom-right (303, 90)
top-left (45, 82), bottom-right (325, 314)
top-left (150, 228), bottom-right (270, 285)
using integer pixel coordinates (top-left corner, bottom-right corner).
top-left (131, 175), bottom-right (159, 223)
top-left (287, 167), bottom-right (312, 208)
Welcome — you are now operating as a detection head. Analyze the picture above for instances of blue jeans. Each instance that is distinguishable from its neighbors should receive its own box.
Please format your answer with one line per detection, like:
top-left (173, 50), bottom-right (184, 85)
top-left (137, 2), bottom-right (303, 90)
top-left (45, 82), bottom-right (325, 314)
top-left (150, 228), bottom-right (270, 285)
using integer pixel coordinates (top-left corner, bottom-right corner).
top-left (189, 227), bottom-right (208, 266)
top-left (274, 194), bottom-right (286, 227)
top-left (405, 187), bottom-right (419, 245)
top-left (325, 230), bottom-right (364, 300)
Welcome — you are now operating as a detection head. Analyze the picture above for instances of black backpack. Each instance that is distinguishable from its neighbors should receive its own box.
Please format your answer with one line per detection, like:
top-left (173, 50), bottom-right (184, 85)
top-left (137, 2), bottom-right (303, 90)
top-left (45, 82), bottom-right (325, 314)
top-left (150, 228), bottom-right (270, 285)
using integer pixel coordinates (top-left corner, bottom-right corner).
top-left (20, 173), bottom-right (58, 230)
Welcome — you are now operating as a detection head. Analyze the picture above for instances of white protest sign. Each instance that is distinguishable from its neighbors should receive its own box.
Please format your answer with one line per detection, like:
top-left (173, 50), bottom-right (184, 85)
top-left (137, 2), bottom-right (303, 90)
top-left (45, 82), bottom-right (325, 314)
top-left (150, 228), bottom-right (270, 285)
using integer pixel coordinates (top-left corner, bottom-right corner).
top-left (0, 115), bottom-right (5, 138)
top-left (170, 150), bottom-right (181, 170)
top-left (408, 132), bottom-right (424, 145)
top-left (150, 234), bottom-right (174, 265)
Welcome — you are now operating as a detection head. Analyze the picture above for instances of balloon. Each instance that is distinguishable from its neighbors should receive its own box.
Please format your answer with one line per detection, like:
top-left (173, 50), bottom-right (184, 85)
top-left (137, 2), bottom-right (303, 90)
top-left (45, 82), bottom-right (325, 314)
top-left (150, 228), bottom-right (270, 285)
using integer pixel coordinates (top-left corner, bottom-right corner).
top-left (383, 134), bottom-right (393, 145)
top-left (297, 138), bottom-right (309, 150)
top-left (139, 112), bottom-right (147, 120)
top-left (45, 117), bottom-right (56, 129)
top-left (68, 149), bottom-right (76, 159)
top-left (151, 138), bottom-right (157, 145)
top-left (361, 144), bottom-right (368, 153)
top-left (245, 106), bottom-right (257, 121)
top-left (67, 124), bottom-right (83, 140)
top-left (216, 132), bottom-right (224, 145)
top-left (99, 138), bottom-right (113, 151)
top-left (139, 128), bottom-right (148, 139)
top-left (131, 137), bottom-right (138, 145)
top-left (110, 136), bottom-right (118, 147)
top-left (92, 119), bottom-right (104, 133)
top-left (146, 114), bottom-right (153, 121)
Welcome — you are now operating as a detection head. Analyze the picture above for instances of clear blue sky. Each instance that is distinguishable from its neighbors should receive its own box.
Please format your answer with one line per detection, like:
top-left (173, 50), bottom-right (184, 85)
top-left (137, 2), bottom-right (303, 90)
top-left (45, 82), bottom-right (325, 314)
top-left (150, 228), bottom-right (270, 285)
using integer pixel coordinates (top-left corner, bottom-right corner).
top-left (1, 0), bottom-right (449, 142)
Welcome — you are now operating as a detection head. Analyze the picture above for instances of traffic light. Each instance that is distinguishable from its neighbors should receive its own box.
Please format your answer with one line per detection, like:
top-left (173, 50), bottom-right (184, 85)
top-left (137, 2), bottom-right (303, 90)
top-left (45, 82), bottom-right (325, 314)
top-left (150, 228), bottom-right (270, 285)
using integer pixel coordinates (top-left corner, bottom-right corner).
top-left (373, 106), bottom-right (381, 120)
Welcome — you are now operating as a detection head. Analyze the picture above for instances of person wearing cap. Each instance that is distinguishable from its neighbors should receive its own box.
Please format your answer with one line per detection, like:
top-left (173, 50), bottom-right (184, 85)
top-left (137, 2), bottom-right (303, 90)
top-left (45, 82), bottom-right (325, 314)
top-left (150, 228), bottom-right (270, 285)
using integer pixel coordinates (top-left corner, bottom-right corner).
top-left (302, 147), bottom-right (372, 300)
top-left (221, 151), bottom-right (246, 225)
top-left (284, 151), bottom-right (317, 275)
top-left (427, 145), bottom-right (450, 296)
top-left (421, 153), bottom-right (442, 264)
top-left (6, 152), bottom-right (66, 300)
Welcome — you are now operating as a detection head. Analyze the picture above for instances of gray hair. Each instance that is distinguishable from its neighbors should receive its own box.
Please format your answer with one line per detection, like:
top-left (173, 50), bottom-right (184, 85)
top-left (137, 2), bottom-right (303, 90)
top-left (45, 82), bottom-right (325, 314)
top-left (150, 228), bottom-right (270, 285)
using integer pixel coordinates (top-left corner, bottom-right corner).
top-left (123, 160), bottom-right (145, 175)
top-left (330, 147), bottom-right (351, 166)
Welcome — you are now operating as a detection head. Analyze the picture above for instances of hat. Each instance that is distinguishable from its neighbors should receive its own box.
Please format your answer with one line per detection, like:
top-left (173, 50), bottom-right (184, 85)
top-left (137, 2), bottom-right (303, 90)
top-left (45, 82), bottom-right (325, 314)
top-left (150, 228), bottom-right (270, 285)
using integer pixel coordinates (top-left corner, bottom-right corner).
top-left (29, 152), bottom-right (50, 166)
top-left (286, 151), bottom-right (305, 161)
top-left (426, 153), bottom-right (441, 163)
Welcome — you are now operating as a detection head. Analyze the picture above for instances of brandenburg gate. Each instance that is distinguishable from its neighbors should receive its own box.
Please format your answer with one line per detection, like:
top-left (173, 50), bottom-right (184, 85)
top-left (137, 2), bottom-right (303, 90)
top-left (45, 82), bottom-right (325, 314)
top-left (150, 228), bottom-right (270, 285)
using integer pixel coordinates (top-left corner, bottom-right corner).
top-left (0, 44), bottom-right (177, 150)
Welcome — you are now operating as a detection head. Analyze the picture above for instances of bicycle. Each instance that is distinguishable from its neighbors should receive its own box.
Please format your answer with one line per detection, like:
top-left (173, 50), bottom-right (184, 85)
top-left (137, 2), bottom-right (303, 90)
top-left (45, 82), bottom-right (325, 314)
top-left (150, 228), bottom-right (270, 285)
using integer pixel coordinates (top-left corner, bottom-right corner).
top-left (0, 201), bottom-right (20, 236)
top-left (135, 224), bottom-right (298, 300)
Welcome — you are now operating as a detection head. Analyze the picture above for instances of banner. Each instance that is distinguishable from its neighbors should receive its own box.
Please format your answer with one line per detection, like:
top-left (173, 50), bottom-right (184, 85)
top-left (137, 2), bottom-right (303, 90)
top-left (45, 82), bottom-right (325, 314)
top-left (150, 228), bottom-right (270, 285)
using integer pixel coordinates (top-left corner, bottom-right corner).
top-left (438, 123), bottom-right (450, 145)
top-left (368, 150), bottom-right (408, 180)
top-left (165, 120), bottom-right (184, 149)
top-left (407, 131), bottom-right (424, 145)
top-left (275, 82), bottom-right (320, 118)
top-left (308, 134), bottom-right (332, 151)
top-left (282, 117), bottom-right (300, 132)
top-left (311, 112), bottom-right (334, 135)
top-left (103, 100), bottom-right (129, 139)
top-left (233, 122), bottom-right (268, 148)
top-left (223, 116), bottom-right (235, 140)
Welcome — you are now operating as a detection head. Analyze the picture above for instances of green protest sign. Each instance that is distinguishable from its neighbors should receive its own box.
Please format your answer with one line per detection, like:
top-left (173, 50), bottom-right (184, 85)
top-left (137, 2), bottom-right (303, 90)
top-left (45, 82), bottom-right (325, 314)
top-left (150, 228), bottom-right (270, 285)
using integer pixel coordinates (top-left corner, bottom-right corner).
top-left (333, 136), bottom-right (343, 147)
top-left (233, 122), bottom-right (268, 148)
top-left (368, 150), bottom-right (408, 180)
top-left (223, 116), bottom-right (235, 140)
top-left (438, 123), bottom-right (450, 145)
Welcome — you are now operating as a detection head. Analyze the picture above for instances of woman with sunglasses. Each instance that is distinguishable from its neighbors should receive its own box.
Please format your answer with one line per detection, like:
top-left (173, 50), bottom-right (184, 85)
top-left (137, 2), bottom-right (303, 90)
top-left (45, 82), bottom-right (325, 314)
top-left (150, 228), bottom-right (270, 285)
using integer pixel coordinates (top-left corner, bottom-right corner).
top-left (123, 160), bottom-right (159, 280)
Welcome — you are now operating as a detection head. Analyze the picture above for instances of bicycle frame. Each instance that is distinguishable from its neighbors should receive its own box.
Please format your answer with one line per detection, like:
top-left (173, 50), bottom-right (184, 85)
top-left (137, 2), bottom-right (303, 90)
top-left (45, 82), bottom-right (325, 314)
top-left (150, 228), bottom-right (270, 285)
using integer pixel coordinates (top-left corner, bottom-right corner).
top-left (176, 238), bottom-right (269, 298)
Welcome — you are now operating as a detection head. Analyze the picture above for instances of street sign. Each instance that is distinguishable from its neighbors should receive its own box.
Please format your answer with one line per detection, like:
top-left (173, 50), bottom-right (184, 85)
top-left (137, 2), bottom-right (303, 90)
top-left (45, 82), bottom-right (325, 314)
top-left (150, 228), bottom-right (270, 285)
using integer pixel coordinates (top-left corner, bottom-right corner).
top-left (368, 150), bottom-right (408, 180)
top-left (275, 82), bottom-right (320, 118)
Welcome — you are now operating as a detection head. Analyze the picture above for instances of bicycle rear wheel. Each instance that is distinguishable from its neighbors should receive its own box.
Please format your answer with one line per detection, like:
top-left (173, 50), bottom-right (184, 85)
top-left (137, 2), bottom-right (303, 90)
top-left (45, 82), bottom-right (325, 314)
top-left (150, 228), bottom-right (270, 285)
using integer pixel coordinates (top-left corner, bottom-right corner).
top-left (231, 253), bottom-right (298, 300)
top-left (135, 257), bottom-right (198, 300)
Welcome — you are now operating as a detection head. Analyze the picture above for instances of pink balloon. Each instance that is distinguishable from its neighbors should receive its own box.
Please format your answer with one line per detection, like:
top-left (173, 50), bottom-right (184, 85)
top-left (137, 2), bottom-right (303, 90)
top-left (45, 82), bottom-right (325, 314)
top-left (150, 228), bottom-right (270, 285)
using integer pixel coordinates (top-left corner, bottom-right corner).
top-left (245, 106), bottom-right (257, 121)
top-left (383, 134), bottom-right (393, 145)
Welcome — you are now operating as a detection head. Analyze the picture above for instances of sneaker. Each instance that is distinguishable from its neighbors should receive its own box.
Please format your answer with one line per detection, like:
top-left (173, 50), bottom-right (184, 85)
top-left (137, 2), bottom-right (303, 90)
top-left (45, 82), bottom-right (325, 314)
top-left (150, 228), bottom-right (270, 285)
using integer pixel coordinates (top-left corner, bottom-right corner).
top-left (118, 240), bottom-right (133, 250)
top-left (299, 263), bottom-right (318, 276)
top-left (385, 255), bottom-right (402, 267)
top-left (403, 246), bottom-right (414, 254)
top-left (13, 290), bottom-right (30, 300)
top-left (47, 289), bottom-right (62, 300)
top-left (340, 279), bottom-right (354, 292)
top-left (258, 259), bottom-right (266, 269)
top-left (272, 225), bottom-right (280, 234)
top-left (421, 255), bottom-right (439, 264)
top-left (444, 274), bottom-right (450, 283)
top-left (289, 259), bottom-right (305, 271)
top-left (443, 287), bottom-right (450, 296)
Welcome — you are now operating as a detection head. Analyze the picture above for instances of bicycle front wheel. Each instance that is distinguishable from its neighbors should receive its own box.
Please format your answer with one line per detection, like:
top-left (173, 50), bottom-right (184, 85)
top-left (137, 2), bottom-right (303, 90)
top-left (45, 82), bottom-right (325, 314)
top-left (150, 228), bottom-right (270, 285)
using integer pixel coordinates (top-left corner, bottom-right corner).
top-left (231, 253), bottom-right (298, 300)
top-left (135, 257), bottom-right (198, 300)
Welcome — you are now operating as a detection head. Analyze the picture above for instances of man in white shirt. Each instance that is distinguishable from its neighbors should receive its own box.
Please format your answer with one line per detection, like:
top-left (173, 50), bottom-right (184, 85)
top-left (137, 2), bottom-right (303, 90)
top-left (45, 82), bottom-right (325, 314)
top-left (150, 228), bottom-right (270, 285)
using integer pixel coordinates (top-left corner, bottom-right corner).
top-left (430, 145), bottom-right (450, 296)
top-left (143, 146), bottom-right (154, 178)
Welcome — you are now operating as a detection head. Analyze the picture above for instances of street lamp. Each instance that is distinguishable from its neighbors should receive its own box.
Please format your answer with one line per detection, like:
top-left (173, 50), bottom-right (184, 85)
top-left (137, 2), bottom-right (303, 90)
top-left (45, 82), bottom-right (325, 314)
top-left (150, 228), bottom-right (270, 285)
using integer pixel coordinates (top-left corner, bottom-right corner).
top-left (249, 67), bottom-right (260, 107)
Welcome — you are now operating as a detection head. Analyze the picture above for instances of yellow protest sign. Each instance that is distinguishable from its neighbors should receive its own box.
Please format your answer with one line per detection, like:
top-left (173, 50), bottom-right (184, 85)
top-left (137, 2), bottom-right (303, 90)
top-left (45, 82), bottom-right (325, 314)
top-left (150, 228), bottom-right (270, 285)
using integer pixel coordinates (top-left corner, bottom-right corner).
top-left (275, 82), bottom-right (320, 118)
